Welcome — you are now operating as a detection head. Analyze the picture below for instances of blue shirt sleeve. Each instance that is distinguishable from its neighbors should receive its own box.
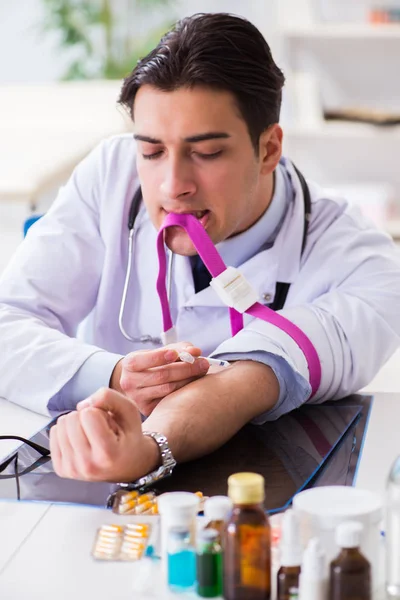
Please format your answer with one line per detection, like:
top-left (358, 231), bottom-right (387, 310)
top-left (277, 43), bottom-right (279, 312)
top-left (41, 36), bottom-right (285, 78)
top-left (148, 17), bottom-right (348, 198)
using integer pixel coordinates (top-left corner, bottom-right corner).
top-left (47, 350), bottom-right (123, 411)
top-left (210, 351), bottom-right (311, 423)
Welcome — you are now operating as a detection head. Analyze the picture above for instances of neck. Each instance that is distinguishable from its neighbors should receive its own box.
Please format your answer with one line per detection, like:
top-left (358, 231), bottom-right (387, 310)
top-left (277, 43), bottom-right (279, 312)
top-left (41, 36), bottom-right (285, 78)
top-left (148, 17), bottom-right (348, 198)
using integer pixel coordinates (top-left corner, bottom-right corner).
top-left (257, 171), bottom-right (275, 220)
top-left (235, 171), bottom-right (275, 237)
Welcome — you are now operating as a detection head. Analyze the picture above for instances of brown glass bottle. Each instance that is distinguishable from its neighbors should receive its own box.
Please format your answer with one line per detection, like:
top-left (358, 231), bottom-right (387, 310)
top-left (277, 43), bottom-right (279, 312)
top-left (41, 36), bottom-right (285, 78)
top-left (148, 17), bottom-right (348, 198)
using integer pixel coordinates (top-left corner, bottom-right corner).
top-left (223, 472), bottom-right (271, 600)
top-left (329, 521), bottom-right (371, 600)
top-left (277, 566), bottom-right (301, 600)
top-left (277, 509), bottom-right (302, 600)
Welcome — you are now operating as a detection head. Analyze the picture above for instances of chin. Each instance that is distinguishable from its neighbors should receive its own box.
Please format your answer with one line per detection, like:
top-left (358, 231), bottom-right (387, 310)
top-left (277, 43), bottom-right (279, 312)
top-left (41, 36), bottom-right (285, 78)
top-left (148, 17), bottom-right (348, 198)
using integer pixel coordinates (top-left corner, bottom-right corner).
top-left (164, 230), bottom-right (198, 256)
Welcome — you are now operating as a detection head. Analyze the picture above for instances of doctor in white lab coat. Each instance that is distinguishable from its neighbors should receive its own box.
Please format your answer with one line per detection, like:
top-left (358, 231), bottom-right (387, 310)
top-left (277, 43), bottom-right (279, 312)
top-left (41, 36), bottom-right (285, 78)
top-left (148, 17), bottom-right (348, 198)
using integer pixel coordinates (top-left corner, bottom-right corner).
top-left (1, 13), bottom-right (400, 484)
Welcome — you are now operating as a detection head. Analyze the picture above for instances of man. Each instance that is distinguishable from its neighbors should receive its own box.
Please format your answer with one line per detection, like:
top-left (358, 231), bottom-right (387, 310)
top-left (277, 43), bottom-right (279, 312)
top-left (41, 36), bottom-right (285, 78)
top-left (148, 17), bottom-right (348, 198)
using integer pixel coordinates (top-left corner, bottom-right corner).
top-left (0, 13), bottom-right (399, 484)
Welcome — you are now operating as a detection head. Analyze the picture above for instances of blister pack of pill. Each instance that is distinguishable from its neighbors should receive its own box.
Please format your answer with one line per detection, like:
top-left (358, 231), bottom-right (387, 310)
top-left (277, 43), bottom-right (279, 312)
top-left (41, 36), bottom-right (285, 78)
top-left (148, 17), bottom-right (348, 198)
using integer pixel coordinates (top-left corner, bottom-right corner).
top-left (92, 522), bottom-right (151, 561)
top-left (111, 490), bottom-right (159, 516)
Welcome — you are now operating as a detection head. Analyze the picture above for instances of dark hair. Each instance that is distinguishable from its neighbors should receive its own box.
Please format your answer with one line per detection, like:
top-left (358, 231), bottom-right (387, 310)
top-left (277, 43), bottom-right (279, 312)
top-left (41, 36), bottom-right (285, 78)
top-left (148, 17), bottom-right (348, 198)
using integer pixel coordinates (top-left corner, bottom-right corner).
top-left (119, 13), bottom-right (285, 151)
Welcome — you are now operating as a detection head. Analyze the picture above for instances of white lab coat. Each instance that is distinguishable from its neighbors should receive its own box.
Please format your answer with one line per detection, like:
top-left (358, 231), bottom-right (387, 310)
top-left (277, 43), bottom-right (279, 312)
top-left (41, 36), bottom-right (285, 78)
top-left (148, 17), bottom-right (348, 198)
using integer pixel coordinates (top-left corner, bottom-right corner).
top-left (1, 134), bottom-right (400, 415)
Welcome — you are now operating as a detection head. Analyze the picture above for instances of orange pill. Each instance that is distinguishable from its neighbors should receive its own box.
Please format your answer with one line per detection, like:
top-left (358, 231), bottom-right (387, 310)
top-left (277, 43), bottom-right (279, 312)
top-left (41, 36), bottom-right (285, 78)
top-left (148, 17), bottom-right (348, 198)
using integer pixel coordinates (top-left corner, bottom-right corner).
top-left (137, 492), bottom-right (155, 505)
top-left (134, 500), bottom-right (155, 514)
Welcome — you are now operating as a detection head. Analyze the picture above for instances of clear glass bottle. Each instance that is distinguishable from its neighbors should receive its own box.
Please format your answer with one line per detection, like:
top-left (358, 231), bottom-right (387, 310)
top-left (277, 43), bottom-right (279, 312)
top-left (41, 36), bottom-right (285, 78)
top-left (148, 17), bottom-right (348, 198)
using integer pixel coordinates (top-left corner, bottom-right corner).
top-left (329, 521), bottom-right (371, 600)
top-left (223, 472), bottom-right (271, 600)
top-left (387, 455), bottom-right (400, 598)
top-left (167, 525), bottom-right (196, 592)
top-left (204, 495), bottom-right (233, 542)
top-left (196, 528), bottom-right (223, 598)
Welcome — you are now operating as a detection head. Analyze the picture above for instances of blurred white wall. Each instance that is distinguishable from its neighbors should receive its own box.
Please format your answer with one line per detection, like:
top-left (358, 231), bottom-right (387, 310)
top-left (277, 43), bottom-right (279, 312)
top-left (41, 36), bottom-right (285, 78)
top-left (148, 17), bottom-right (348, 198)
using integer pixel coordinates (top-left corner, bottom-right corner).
top-left (0, 0), bottom-right (74, 82)
top-left (0, 0), bottom-right (279, 83)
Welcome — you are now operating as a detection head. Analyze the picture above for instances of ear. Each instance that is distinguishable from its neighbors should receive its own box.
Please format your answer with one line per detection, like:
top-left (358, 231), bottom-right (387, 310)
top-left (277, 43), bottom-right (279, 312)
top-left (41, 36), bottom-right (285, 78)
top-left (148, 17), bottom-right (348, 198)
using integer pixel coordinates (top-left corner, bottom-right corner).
top-left (258, 124), bottom-right (283, 175)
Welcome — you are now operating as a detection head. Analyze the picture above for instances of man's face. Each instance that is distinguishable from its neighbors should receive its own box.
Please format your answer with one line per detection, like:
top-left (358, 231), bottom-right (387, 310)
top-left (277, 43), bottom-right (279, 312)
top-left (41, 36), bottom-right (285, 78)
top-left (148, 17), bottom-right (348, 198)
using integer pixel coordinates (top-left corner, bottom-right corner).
top-left (133, 85), bottom-right (273, 256)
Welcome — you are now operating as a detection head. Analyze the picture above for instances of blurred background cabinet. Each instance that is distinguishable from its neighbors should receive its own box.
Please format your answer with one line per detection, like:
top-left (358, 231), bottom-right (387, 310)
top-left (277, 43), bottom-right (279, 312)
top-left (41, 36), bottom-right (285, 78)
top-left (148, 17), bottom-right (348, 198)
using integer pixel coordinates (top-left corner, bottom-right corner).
top-left (278, 0), bottom-right (400, 239)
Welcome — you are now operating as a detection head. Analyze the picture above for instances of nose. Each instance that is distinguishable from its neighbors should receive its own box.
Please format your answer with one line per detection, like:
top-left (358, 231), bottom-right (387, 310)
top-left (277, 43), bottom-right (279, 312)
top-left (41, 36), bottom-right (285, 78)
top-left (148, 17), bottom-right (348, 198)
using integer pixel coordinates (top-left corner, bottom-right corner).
top-left (159, 154), bottom-right (196, 201)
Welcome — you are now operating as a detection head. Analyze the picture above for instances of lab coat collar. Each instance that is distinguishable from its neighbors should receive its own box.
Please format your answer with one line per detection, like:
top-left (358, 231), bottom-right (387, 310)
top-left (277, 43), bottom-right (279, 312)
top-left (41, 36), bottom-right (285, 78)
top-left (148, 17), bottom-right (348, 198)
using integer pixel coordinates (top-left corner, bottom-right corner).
top-left (272, 157), bottom-right (306, 284)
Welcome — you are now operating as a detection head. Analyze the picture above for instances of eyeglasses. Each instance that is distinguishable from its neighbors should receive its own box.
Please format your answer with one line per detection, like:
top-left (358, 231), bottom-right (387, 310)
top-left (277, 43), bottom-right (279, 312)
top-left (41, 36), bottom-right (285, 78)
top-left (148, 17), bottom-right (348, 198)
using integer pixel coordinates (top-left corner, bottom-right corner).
top-left (0, 435), bottom-right (51, 500)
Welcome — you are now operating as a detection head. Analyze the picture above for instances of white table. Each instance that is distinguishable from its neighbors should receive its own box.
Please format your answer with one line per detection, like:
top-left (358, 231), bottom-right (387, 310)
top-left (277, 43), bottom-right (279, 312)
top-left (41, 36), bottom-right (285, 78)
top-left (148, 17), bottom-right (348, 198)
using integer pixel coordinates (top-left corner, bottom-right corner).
top-left (0, 393), bottom-right (397, 599)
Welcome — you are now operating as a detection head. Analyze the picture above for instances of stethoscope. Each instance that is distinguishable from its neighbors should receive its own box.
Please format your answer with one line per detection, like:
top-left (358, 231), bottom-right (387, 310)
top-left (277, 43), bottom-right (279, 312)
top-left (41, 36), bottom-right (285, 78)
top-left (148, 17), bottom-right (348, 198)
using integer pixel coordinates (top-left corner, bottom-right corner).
top-left (118, 163), bottom-right (311, 345)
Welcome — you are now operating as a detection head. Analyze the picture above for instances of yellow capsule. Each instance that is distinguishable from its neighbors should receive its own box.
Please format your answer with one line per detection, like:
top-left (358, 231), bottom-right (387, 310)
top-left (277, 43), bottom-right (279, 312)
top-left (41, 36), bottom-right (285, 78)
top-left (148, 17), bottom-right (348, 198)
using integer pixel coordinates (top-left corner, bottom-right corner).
top-left (134, 500), bottom-right (155, 514)
top-left (120, 491), bottom-right (139, 504)
top-left (125, 532), bottom-right (148, 540)
top-left (100, 524), bottom-right (124, 533)
top-left (122, 540), bottom-right (142, 548)
top-left (123, 536), bottom-right (147, 546)
top-left (151, 504), bottom-right (159, 515)
top-left (140, 507), bottom-right (156, 516)
top-left (126, 523), bottom-right (150, 533)
top-left (98, 531), bottom-right (121, 540)
top-left (118, 499), bottom-right (138, 514)
top-left (121, 546), bottom-right (144, 554)
top-left (97, 532), bottom-right (120, 541)
top-left (122, 541), bottom-right (145, 551)
top-left (137, 492), bottom-right (155, 505)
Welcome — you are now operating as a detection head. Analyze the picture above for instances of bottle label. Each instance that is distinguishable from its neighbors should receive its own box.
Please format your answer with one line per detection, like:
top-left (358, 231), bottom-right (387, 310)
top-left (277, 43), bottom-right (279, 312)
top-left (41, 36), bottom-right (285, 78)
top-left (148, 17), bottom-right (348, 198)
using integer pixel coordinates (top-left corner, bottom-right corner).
top-left (239, 525), bottom-right (271, 589)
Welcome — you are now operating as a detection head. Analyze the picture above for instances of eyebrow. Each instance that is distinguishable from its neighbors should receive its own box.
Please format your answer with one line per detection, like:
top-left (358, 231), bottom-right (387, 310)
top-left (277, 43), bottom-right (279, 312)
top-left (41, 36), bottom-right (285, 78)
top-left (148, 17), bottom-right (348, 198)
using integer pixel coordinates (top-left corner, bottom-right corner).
top-left (133, 132), bottom-right (231, 144)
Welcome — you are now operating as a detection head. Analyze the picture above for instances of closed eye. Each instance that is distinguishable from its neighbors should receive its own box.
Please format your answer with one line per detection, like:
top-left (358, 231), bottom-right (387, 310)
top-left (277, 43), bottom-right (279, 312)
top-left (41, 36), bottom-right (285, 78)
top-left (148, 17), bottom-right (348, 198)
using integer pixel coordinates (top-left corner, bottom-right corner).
top-left (195, 151), bottom-right (223, 160)
top-left (142, 151), bottom-right (163, 160)
top-left (142, 150), bottom-right (223, 161)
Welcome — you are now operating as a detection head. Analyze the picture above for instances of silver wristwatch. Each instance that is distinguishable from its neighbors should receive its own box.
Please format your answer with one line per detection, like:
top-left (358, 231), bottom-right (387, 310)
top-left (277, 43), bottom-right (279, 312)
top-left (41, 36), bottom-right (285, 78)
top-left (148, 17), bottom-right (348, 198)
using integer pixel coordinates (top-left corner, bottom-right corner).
top-left (119, 431), bottom-right (177, 490)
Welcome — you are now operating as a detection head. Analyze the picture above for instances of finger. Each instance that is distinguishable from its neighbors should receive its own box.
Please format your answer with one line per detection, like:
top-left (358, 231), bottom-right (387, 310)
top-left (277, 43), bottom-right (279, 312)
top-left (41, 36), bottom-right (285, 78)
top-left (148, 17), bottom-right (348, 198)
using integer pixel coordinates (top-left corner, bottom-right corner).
top-left (78, 388), bottom-right (141, 432)
top-left (123, 342), bottom-right (202, 372)
top-left (49, 426), bottom-right (62, 474)
top-left (65, 412), bottom-right (91, 456)
top-left (138, 358), bottom-right (209, 389)
top-left (123, 347), bottom-right (178, 372)
top-left (53, 415), bottom-right (76, 477)
top-left (178, 347), bottom-right (202, 359)
top-left (78, 407), bottom-right (120, 468)
top-left (166, 341), bottom-right (202, 359)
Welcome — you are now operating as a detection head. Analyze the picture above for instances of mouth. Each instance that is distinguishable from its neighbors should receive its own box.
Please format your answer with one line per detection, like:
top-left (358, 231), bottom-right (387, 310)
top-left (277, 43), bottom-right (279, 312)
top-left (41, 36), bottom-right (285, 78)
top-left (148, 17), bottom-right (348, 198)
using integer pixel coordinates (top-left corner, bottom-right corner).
top-left (163, 209), bottom-right (211, 227)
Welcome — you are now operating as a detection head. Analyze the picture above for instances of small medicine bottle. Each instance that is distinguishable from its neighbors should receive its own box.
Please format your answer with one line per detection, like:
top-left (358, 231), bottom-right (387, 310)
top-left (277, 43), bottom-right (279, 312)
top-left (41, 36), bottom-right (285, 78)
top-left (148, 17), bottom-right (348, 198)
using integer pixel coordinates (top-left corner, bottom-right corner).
top-left (223, 472), bottom-right (271, 600)
top-left (298, 538), bottom-right (327, 600)
top-left (329, 521), bottom-right (371, 600)
top-left (196, 528), bottom-right (223, 598)
top-left (167, 525), bottom-right (196, 592)
top-left (277, 509), bottom-right (302, 600)
top-left (204, 495), bottom-right (233, 540)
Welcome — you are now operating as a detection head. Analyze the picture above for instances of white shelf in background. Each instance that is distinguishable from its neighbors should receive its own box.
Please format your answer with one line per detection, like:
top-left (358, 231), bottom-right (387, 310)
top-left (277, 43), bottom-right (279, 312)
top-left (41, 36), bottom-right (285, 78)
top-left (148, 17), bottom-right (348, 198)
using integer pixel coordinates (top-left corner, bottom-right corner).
top-left (284, 23), bottom-right (400, 41)
top-left (285, 122), bottom-right (400, 140)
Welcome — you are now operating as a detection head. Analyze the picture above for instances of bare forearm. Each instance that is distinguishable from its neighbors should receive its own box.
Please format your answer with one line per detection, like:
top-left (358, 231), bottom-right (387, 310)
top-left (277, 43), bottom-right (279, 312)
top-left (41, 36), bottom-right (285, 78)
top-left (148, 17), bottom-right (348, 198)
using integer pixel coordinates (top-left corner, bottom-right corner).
top-left (142, 360), bottom-right (279, 464)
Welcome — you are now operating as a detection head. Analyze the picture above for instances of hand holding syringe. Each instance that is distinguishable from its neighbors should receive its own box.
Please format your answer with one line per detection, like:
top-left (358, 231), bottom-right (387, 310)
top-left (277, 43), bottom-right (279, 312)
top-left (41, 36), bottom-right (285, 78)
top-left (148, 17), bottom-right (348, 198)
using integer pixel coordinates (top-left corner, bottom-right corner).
top-left (178, 351), bottom-right (231, 369)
